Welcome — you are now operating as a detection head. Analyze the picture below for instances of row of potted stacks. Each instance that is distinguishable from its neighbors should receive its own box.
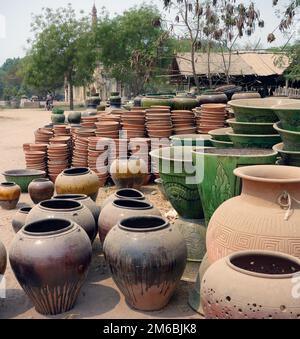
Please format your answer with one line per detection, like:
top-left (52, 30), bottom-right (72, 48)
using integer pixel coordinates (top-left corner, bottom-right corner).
top-left (195, 104), bottom-right (228, 134)
top-left (145, 106), bottom-right (173, 138)
top-left (171, 110), bottom-right (196, 135)
top-left (121, 108), bottom-right (146, 139)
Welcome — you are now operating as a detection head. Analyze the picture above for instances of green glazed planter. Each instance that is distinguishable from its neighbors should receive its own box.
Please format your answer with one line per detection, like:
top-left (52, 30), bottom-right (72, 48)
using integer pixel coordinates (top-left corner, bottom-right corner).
top-left (150, 146), bottom-right (211, 219)
top-left (210, 140), bottom-right (234, 148)
top-left (227, 132), bottom-right (281, 149)
top-left (170, 134), bottom-right (213, 147)
top-left (51, 113), bottom-right (65, 124)
top-left (272, 103), bottom-right (300, 132)
top-left (141, 96), bottom-right (174, 109)
top-left (227, 118), bottom-right (276, 135)
top-left (273, 122), bottom-right (300, 151)
top-left (173, 96), bottom-right (199, 110)
top-left (273, 143), bottom-right (300, 167)
top-left (192, 148), bottom-right (278, 225)
top-left (3, 169), bottom-right (46, 193)
top-left (209, 128), bottom-right (233, 142)
top-left (68, 111), bottom-right (81, 124)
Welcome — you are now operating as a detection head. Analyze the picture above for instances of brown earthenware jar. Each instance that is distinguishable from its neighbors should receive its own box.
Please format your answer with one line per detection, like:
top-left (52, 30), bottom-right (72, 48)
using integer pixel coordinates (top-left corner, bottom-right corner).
top-left (26, 199), bottom-right (96, 242)
top-left (28, 179), bottom-right (55, 204)
top-left (101, 188), bottom-right (147, 209)
top-left (104, 216), bottom-right (187, 311)
top-left (98, 199), bottom-right (162, 243)
top-left (0, 239), bottom-right (7, 275)
top-left (0, 182), bottom-right (21, 210)
top-left (12, 207), bottom-right (32, 233)
top-left (9, 219), bottom-right (92, 315)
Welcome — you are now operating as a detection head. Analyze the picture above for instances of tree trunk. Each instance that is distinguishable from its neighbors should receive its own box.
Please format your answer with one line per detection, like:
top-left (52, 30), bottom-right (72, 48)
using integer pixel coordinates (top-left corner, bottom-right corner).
top-left (191, 44), bottom-right (200, 93)
top-left (69, 77), bottom-right (74, 111)
top-left (207, 43), bottom-right (212, 89)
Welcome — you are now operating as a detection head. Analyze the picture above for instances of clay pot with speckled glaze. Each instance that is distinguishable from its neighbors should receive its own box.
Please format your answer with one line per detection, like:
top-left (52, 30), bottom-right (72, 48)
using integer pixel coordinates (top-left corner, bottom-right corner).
top-left (9, 219), bottom-right (92, 315)
top-left (201, 251), bottom-right (300, 319)
top-left (104, 216), bottom-right (187, 311)
top-left (28, 178), bottom-right (54, 204)
top-left (0, 240), bottom-right (7, 275)
top-left (12, 207), bottom-right (32, 233)
top-left (0, 182), bottom-right (21, 210)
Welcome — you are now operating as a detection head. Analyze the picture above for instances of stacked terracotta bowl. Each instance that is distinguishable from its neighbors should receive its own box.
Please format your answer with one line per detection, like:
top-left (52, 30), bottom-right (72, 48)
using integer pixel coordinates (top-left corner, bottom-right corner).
top-left (108, 138), bottom-right (129, 169)
top-left (171, 110), bottom-right (196, 135)
top-left (25, 145), bottom-right (47, 172)
top-left (196, 104), bottom-right (227, 134)
top-left (34, 128), bottom-right (54, 144)
top-left (146, 107), bottom-right (173, 138)
top-left (129, 138), bottom-right (152, 184)
top-left (81, 116), bottom-right (98, 129)
top-left (98, 111), bottom-right (123, 125)
top-left (72, 129), bottom-right (95, 167)
top-left (95, 121), bottom-right (120, 139)
top-left (47, 144), bottom-right (70, 182)
top-left (88, 137), bottom-right (110, 186)
top-left (121, 110), bottom-right (146, 139)
top-left (53, 125), bottom-right (71, 137)
top-left (151, 138), bottom-right (171, 178)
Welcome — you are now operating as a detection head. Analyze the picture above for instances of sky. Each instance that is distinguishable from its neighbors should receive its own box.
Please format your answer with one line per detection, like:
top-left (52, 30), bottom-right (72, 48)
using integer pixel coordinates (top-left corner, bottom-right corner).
top-left (0, 0), bottom-right (296, 66)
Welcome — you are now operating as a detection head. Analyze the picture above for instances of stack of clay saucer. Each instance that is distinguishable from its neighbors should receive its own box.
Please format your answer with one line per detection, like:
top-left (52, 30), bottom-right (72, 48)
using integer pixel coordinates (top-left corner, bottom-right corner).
top-left (146, 107), bottom-right (173, 138)
top-left (88, 137), bottom-right (110, 186)
top-left (81, 116), bottom-right (98, 129)
top-left (121, 110), bottom-right (146, 139)
top-left (98, 111), bottom-right (123, 125)
top-left (108, 138), bottom-right (129, 169)
top-left (196, 104), bottom-right (227, 134)
top-left (129, 138), bottom-right (152, 184)
top-left (25, 144), bottom-right (47, 172)
top-left (95, 121), bottom-right (120, 139)
top-left (150, 138), bottom-right (171, 178)
top-left (34, 128), bottom-right (54, 144)
top-left (49, 136), bottom-right (72, 166)
top-left (72, 129), bottom-right (95, 168)
top-left (47, 143), bottom-right (70, 182)
top-left (53, 125), bottom-right (71, 137)
top-left (171, 110), bottom-right (196, 135)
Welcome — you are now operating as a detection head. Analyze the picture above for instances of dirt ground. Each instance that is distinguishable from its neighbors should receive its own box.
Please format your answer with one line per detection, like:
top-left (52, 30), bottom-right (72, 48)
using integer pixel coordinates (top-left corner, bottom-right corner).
top-left (0, 108), bottom-right (201, 319)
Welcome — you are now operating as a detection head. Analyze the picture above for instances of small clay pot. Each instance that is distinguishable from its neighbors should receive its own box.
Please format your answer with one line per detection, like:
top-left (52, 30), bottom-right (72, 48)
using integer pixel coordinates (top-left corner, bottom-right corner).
top-left (28, 179), bottom-right (55, 204)
top-left (12, 207), bottom-right (32, 233)
top-left (104, 216), bottom-right (187, 311)
top-left (0, 182), bottom-right (21, 210)
top-left (98, 199), bottom-right (162, 243)
top-left (0, 239), bottom-right (7, 275)
top-left (101, 188), bottom-right (146, 209)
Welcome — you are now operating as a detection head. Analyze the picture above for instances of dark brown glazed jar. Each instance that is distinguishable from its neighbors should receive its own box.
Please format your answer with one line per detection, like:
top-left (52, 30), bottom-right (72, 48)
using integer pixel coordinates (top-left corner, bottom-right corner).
top-left (98, 199), bottom-right (162, 243)
top-left (28, 178), bottom-right (54, 204)
top-left (0, 239), bottom-right (7, 275)
top-left (9, 218), bottom-right (92, 315)
top-left (12, 207), bottom-right (32, 233)
top-left (0, 182), bottom-right (21, 210)
top-left (104, 216), bottom-right (187, 311)
top-left (101, 188), bottom-right (147, 209)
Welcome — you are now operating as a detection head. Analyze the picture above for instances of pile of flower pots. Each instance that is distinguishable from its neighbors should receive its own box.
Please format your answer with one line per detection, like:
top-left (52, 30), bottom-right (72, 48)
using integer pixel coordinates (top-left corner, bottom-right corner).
top-left (81, 116), bottom-right (98, 129)
top-left (34, 128), bottom-right (53, 144)
top-left (195, 104), bottom-right (227, 134)
top-left (47, 143), bottom-right (70, 183)
top-left (171, 110), bottom-right (196, 135)
top-left (146, 107), bottom-right (173, 138)
top-left (121, 110), bottom-right (146, 138)
top-left (24, 144), bottom-right (48, 172)
top-left (88, 137), bottom-right (109, 186)
top-left (95, 121), bottom-right (120, 139)
top-left (72, 129), bottom-right (95, 168)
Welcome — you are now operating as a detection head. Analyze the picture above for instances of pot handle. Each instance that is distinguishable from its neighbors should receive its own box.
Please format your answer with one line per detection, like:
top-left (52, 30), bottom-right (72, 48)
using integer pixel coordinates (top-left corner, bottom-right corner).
top-left (278, 191), bottom-right (300, 221)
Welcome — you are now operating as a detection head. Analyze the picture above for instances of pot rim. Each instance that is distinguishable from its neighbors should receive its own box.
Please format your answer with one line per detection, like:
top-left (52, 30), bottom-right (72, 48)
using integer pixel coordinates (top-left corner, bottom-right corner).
top-left (234, 165), bottom-right (300, 183)
top-left (119, 216), bottom-right (169, 232)
top-left (273, 143), bottom-right (300, 156)
top-left (151, 146), bottom-right (212, 163)
top-left (39, 199), bottom-right (83, 212)
top-left (31, 178), bottom-right (51, 183)
top-left (0, 182), bottom-right (17, 187)
top-left (22, 218), bottom-right (74, 237)
top-left (226, 250), bottom-right (300, 279)
top-left (63, 167), bottom-right (90, 176)
top-left (228, 98), bottom-right (298, 110)
top-left (192, 148), bottom-right (278, 158)
top-left (227, 132), bottom-right (280, 138)
top-left (274, 122), bottom-right (300, 136)
top-left (53, 194), bottom-right (88, 200)
top-left (112, 199), bottom-right (153, 210)
top-left (227, 119), bottom-right (274, 127)
top-left (115, 189), bottom-right (145, 200)
top-left (18, 207), bottom-right (32, 213)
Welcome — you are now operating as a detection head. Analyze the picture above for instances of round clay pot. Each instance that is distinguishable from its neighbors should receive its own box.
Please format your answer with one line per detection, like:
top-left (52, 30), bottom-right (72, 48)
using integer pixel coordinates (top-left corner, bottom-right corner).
top-left (198, 92), bottom-right (228, 105)
top-left (101, 188), bottom-right (146, 209)
top-left (99, 199), bottom-right (162, 243)
top-left (51, 113), bottom-right (65, 125)
top-left (201, 250), bottom-right (300, 319)
top-left (12, 207), bottom-right (32, 233)
top-left (9, 218), bottom-right (92, 315)
top-left (104, 216), bottom-right (187, 311)
top-left (110, 158), bottom-right (148, 189)
top-left (28, 179), bottom-right (54, 204)
top-left (53, 194), bottom-right (100, 223)
top-left (0, 239), bottom-right (7, 275)
top-left (231, 92), bottom-right (261, 100)
top-left (55, 167), bottom-right (100, 201)
top-left (68, 112), bottom-right (82, 124)
top-left (207, 165), bottom-right (300, 263)
top-left (26, 199), bottom-right (96, 242)
top-left (0, 182), bottom-right (21, 210)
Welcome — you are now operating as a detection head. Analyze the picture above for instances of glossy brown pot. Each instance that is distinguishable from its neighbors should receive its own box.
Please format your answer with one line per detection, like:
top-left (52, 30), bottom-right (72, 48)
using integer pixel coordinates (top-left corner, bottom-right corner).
top-left (0, 239), bottom-right (7, 275)
top-left (9, 219), bottom-right (92, 315)
top-left (0, 182), bottom-right (21, 210)
top-left (53, 194), bottom-right (100, 223)
top-left (55, 167), bottom-right (100, 201)
top-left (101, 188), bottom-right (147, 209)
top-left (98, 199), bottom-right (162, 243)
top-left (28, 178), bottom-right (54, 204)
top-left (104, 216), bottom-right (187, 311)
top-left (12, 207), bottom-right (32, 233)
top-left (198, 92), bottom-right (228, 106)
top-left (26, 199), bottom-right (96, 242)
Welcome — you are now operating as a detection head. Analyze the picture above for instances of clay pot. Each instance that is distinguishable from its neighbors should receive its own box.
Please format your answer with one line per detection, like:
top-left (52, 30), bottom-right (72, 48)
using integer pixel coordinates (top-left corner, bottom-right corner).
top-left (99, 199), bottom-right (162, 243)
top-left (103, 216), bottom-right (187, 311)
top-left (201, 251), bottom-right (300, 319)
top-left (53, 194), bottom-right (100, 223)
top-left (110, 158), bottom-right (148, 189)
top-left (55, 167), bottom-right (100, 201)
top-left (101, 189), bottom-right (146, 209)
top-left (51, 113), bottom-right (65, 125)
top-left (28, 179), bottom-right (54, 204)
top-left (9, 218), bottom-right (92, 315)
top-left (231, 92), bottom-right (261, 100)
top-left (26, 199), bottom-right (96, 242)
top-left (207, 165), bottom-right (300, 263)
top-left (0, 240), bottom-right (7, 275)
top-left (0, 182), bottom-right (21, 210)
top-left (198, 92), bottom-right (228, 105)
top-left (12, 207), bottom-right (32, 233)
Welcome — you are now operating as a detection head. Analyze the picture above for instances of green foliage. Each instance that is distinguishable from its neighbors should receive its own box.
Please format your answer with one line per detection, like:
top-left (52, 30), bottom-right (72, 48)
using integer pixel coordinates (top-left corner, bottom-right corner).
top-left (0, 58), bottom-right (24, 100)
top-left (284, 43), bottom-right (300, 81)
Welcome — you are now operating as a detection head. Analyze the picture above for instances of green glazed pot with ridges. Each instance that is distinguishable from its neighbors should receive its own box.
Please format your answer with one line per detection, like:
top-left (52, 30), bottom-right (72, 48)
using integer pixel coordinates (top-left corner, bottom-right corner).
top-left (273, 143), bottom-right (300, 167)
top-left (227, 119), bottom-right (276, 135)
top-left (274, 122), bottom-right (300, 151)
top-left (141, 96), bottom-right (174, 109)
top-left (227, 132), bottom-right (282, 149)
top-left (272, 103), bottom-right (300, 132)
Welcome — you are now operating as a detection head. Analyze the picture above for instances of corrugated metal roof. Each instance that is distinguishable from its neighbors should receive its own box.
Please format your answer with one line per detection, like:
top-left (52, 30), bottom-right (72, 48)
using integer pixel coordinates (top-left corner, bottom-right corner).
top-left (175, 52), bottom-right (290, 77)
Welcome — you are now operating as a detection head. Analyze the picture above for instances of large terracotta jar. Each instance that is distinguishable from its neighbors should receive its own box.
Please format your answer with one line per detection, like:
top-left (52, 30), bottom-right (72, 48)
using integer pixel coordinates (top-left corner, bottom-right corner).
top-left (0, 239), bottom-right (7, 275)
top-left (104, 216), bottom-right (187, 311)
top-left (192, 148), bottom-right (278, 225)
top-left (53, 194), bottom-right (100, 223)
top-left (26, 199), bottom-right (96, 242)
top-left (207, 165), bottom-right (300, 263)
top-left (28, 178), bottom-right (54, 204)
top-left (12, 207), bottom-right (32, 233)
top-left (101, 188), bottom-right (146, 209)
top-left (9, 218), bottom-right (92, 315)
top-left (55, 167), bottom-right (100, 201)
top-left (0, 182), bottom-right (21, 210)
top-left (201, 251), bottom-right (300, 319)
top-left (98, 199), bottom-right (162, 243)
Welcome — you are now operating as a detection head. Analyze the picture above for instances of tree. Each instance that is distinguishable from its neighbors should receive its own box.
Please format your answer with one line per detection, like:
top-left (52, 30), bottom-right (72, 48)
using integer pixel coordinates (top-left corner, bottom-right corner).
top-left (96, 5), bottom-right (171, 95)
top-left (23, 4), bottom-right (98, 109)
top-left (0, 58), bottom-right (24, 100)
